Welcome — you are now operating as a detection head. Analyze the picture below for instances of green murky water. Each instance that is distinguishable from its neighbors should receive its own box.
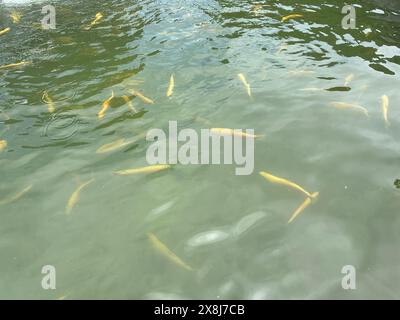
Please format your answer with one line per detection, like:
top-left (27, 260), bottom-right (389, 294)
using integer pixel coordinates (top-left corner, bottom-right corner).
top-left (1, 0), bottom-right (400, 299)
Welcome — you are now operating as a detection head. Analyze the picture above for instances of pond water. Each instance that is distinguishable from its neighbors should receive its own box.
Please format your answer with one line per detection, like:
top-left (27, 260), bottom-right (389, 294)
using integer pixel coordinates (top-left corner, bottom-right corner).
top-left (0, 0), bottom-right (400, 299)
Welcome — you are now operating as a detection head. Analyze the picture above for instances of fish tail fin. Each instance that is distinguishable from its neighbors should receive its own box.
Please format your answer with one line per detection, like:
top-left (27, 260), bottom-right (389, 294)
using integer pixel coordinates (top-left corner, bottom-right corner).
top-left (310, 191), bottom-right (319, 200)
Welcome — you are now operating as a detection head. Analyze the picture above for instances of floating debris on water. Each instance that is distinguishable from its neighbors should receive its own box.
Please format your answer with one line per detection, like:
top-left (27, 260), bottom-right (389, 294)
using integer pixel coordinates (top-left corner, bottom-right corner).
top-left (147, 232), bottom-right (192, 271)
top-left (113, 164), bottom-right (171, 176)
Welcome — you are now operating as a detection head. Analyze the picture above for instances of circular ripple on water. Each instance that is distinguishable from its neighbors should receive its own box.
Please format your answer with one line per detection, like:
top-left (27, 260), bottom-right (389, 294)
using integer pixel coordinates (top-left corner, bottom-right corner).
top-left (42, 111), bottom-right (80, 141)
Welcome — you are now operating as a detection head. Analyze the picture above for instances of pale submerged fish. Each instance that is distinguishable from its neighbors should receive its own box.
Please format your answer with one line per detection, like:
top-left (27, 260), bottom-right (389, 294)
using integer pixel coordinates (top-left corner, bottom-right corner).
top-left (187, 229), bottom-right (230, 248)
top-left (330, 101), bottom-right (369, 117)
top-left (147, 232), bottom-right (192, 271)
top-left (237, 73), bottom-right (252, 97)
top-left (0, 184), bottom-right (33, 206)
top-left (344, 73), bottom-right (354, 87)
top-left (210, 128), bottom-right (262, 139)
top-left (232, 211), bottom-right (267, 237)
top-left (381, 95), bottom-right (390, 127)
top-left (113, 164), bottom-right (170, 176)
top-left (129, 90), bottom-right (154, 104)
top-left (96, 138), bottom-right (127, 154)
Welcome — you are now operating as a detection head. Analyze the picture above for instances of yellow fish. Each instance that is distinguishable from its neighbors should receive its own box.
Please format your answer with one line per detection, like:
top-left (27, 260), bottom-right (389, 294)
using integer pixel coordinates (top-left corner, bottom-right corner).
top-left (65, 178), bottom-right (95, 215)
top-left (330, 101), bottom-right (369, 117)
top-left (259, 171), bottom-right (317, 199)
top-left (114, 164), bottom-right (170, 176)
top-left (288, 192), bottom-right (319, 224)
top-left (0, 27), bottom-right (11, 36)
top-left (147, 232), bottom-right (192, 271)
top-left (85, 12), bottom-right (103, 30)
top-left (0, 140), bottom-right (7, 152)
top-left (129, 90), bottom-right (154, 104)
top-left (42, 91), bottom-right (55, 113)
top-left (382, 95), bottom-right (390, 127)
top-left (0, 184), bottom-right (33, 205)
top-left (122, 95), bottom-right (137, 113)
top-left (238, 73), bottom-right (252, 97)
top-left (0, 61), bottom-right (30, 70)
top-left (96, 138), bottom-right (127, 154)
top-left (210, 128), bottom-right (262, 139)
top-left (98, 91), bottom-right (114, 120)
top-left (252, 4), bottom-right (263, 14)
top-left (166, 74), bottom-right (175, 97)
top-left (10, 11), bottom-right (22, 24)
top-left (281, 14), bottom-right (303, 23)
top-left (344, 73), bottom-right (354, 87)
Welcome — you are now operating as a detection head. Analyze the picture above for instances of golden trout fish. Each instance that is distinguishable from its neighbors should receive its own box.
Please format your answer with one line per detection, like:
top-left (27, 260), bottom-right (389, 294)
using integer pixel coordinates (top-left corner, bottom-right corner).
top-left (0, 140), bottom-right (7, 152)
top-left (129, 90), bottom-right (154, 104)
top-left (85, 12), bottom-right (103, 30)
top-left (0, 61), bottom-right (30, 70)
top-left (0, 27), bottom-right (10, 36)
top-left (65, 178), bottom-right (95, 215)
top-left (122, 95), bottom-right (137, 113)
top-left (259, 171), bottom-right (317, 198)
top-left (96, 138), bottom-right (127, 154)
top-left (281, 14), bottom-right (303, 23)
top-left (330, 101), bottom-right (369, 117)
top-left (166, 74), bottom-right (175, 97)
top-left (210, 128), bottom-right (262, 139)
top-left (382, 95), bottom-right (390, 127)
top-left (147, 232), bottom-right (192, 271)
top-left (0, 184), bottom-right (33, 205)
top-left (10, 11), bottom-right (22, 24)
top-left (113, 164), bottom-right (170, 176)
top-left (288, 192), bottom-right (319, 224)
top-left (238, 73), bottom-right (252, 97)
top-left (42, 91), bottom-right (55, 113)
top-left (98, 91), bottom-right (114, 120)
